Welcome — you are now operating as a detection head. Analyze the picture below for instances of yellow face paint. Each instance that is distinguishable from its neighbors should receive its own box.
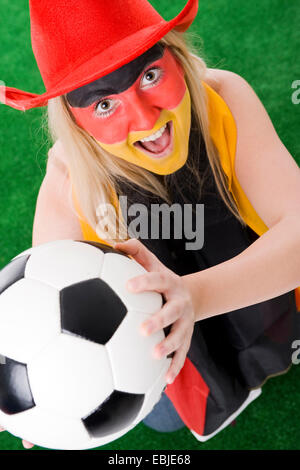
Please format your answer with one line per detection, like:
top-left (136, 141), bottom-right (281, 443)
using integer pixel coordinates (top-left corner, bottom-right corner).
top-left (97, 87), bottom-right (191, 175)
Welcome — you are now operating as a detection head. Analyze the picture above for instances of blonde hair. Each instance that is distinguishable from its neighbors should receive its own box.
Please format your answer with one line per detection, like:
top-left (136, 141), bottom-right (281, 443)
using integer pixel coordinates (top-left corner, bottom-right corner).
top-left (47, 30), bottom-right (244, 242)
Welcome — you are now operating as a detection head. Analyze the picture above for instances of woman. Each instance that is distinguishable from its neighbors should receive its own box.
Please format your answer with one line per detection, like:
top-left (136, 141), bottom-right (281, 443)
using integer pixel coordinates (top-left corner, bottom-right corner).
top-left (1, 0), bottom-right (300, 449)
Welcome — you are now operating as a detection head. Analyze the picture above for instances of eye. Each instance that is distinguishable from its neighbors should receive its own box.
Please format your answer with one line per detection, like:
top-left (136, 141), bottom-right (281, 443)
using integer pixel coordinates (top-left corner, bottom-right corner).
top-left (94, 98), bottom-right (116, 117)
top-left (141, 67), bottom-right (163, 88)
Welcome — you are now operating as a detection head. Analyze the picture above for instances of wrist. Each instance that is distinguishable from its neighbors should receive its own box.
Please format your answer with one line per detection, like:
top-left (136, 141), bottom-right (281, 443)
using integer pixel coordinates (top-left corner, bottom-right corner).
top-left (182, 273), bottom-right (204, 323)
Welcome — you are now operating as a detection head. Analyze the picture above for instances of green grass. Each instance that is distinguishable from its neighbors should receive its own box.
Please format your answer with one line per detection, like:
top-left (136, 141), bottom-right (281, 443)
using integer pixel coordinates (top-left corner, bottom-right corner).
top-left (0, 0), bottom-right (299, 451)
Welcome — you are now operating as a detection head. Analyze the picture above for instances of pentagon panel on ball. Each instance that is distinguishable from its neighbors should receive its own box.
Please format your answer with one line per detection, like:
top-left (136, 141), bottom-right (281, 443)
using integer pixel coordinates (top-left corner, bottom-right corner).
top-left (0, 240), bottom-right (170, 449)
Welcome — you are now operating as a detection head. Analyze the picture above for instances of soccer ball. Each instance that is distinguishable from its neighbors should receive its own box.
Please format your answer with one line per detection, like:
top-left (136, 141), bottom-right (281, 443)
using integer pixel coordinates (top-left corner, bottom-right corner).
top-left (0, 240), bottom-right (171, 450)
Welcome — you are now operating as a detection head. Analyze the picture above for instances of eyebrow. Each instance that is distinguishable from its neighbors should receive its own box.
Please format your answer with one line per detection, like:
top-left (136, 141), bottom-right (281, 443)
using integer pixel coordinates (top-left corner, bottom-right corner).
top-left (66, 43), bottom-right (166, 108)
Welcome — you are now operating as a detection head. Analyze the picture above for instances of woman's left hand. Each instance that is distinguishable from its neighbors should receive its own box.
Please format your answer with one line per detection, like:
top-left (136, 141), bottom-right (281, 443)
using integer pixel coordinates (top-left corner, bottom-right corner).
top-left (113, 238), bottom-right (196, 385)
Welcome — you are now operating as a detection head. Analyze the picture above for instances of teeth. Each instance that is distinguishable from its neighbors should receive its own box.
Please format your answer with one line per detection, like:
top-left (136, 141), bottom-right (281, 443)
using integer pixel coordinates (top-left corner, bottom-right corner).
top-left (140, 124), bottom-right (167, 143)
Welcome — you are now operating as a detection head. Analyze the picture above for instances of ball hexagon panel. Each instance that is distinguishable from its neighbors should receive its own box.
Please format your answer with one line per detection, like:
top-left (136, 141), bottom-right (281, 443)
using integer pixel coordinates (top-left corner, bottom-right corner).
top-left (27, 334), bottom-right (113, 418)
top-left (12, 240), bottom-right (67, 260)
top-left (24, 240), bottom-right (104, 290)
top-left (83, 390), bottom-right (144, 439)
top-left (0, 254), bottom-right (30, 295)
top-left (0, 356), bottom-right (35, 415)
top-left (101, 253), bottom-right (163, 314)
top-left (11, 240), bottom-right (75, 262)
top-left (0, 279), bottom-right (60, 363)
top-left (60, 278), bottom-right (127, 345)
top-left (106, 310), bottom-right (168, 393)
top-left (0, 407), bottom-right (91, 451)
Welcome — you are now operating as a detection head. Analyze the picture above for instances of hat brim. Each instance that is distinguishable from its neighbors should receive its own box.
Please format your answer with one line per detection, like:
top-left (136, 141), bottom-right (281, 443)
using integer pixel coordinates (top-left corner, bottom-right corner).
top-left (0, 0), bottom-right (198, 111)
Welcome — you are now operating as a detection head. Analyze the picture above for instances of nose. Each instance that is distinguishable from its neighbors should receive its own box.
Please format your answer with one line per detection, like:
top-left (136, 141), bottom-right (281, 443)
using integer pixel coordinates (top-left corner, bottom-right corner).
top-left (124, 89), bottom-right (162, 133)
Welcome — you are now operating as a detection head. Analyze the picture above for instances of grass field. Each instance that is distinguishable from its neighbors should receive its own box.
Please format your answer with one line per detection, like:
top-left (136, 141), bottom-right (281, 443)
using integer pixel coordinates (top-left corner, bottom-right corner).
top-left (0, 0), bottom-right (299, 451)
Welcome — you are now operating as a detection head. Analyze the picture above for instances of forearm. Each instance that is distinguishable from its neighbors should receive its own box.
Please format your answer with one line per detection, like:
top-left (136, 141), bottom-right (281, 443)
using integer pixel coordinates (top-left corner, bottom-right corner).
top-left (183, 215), bottom-right (300, 322)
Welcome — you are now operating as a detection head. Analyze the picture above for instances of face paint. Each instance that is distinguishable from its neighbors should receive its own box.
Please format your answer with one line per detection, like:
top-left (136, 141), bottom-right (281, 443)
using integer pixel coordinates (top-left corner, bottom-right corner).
top-left (67, 46), bottom-right (191, 175)
top-left (67, 44), bottom-right (165, 108)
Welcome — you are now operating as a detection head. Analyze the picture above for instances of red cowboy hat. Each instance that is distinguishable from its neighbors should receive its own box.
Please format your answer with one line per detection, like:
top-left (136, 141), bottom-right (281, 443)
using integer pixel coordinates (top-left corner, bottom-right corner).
top-left (0, 0), bottom-right (198, 111)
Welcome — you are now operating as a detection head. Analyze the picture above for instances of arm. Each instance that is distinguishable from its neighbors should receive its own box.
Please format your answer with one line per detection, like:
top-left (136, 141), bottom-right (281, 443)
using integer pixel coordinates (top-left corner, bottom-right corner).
top-left (32, 143), bottom-right (83, 246)
top-left (112, 71), bottom-right (300, 383)
top-left (183, 70), bottom-right (300, 321)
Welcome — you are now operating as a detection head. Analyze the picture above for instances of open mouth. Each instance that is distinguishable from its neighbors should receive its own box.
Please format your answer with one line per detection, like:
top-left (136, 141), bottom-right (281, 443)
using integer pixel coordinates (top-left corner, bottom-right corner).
top-left (133, 121), bottom-right (173, 159)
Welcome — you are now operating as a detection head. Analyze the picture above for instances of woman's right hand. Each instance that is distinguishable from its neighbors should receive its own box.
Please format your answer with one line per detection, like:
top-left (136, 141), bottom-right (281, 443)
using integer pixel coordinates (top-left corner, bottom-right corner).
top-left (0, 425), bottom-right (34, 449)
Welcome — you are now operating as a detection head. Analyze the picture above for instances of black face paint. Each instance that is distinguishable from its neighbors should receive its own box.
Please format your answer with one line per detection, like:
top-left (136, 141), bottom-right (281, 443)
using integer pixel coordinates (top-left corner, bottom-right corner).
top-left (66, 43), bottom-right (166, 108)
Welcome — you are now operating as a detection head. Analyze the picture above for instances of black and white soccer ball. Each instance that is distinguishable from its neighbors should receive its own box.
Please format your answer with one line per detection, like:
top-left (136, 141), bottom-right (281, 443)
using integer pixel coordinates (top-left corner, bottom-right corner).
top-left (0, 240), bottom-right (171, 450)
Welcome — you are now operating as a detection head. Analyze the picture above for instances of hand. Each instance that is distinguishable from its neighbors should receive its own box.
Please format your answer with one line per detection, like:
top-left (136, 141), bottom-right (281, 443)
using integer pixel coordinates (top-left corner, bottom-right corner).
top-left (0, 425), bottom-right (34, 449)
top-left (113, 238), bottom-right (196, 385)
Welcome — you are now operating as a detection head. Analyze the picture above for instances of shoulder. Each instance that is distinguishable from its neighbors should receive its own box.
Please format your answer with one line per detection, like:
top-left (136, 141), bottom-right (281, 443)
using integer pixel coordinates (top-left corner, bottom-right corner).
top-left (204, 68), bottom-right (255, 105)
top-left (47, 139), bottom-right (69, 175)
top-left (203, 68), bottom-right (279, 163)
top-left (203, 68), bottom-right (224, 94)
top-left (204, 68), bottom-right (278, 157)
top-left (206, 69), bottom-right (300, 229)
top-left (203, 68), bottom-right (265, 130)
top-left (204, 68), bottom-right (269, 127)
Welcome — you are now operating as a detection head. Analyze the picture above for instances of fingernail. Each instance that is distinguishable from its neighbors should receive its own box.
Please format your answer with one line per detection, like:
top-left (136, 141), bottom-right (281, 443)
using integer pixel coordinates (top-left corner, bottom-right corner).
top-left (154, 346), bottom-right (165, 359)
top-left (143, 321), bottom-right (153, 335)
top-left (166, 374), bottom-right (174, 384)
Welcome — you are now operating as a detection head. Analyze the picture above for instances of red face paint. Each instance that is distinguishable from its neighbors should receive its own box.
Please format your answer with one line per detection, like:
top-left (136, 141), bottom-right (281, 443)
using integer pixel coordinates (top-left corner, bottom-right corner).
top-left (69, 48), bottom-right (186, 144)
